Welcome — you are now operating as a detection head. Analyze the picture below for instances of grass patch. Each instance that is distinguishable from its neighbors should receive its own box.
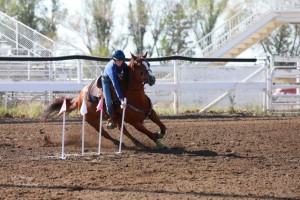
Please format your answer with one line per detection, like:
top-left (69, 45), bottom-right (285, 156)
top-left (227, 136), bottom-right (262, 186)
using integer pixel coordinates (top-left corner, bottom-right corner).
top-left (0, 102), bottom-right (45, 119)
top-left (0, 101), bottom-right (292, 119)
top-left (0, 102), bottom-right (82, 119)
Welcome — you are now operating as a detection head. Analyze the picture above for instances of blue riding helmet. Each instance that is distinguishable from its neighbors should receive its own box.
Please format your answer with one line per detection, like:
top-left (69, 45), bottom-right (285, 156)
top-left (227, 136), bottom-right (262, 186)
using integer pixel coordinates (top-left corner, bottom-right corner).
top-left (112, 50), bottom-right (125, 61)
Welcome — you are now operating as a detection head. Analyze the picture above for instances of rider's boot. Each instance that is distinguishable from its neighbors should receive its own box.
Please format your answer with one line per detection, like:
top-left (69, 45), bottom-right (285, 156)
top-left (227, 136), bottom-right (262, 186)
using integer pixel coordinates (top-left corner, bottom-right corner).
top-left (106, 109), bottom-right (115, 129)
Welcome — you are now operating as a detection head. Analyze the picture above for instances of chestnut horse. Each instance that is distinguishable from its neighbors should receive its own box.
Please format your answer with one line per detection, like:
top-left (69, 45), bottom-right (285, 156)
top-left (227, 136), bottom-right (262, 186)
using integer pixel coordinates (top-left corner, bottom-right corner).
top-left (43, 52), bottom-right (166, 149)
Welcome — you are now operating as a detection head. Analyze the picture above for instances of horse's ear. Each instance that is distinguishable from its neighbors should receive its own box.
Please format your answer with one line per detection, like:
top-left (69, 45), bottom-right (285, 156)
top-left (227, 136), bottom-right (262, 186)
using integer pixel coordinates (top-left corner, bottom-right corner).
top-left (130, 52), bottom-right (137, 60)
top-left (142, 51), bottom-right (148, 58)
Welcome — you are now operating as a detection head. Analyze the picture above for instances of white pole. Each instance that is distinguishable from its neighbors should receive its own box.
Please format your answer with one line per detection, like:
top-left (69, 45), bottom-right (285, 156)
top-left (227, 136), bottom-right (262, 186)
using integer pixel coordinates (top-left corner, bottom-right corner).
top-left (267, 55), bottom-right (275, 111)
top-left (173, 91), bottom-right (178, 114)
top-left (77, 59), bottom-right (82, 84)
top-left (27, 55), bottom-right (30, 81)
top-left (82, 115), bottom-right (85, 156)
top-left (80, 97), bottom-right (88, 156)
top-left (173, 59), bottom-right (178, 84)
top-left (98, 109), bottom-right (103, 155)
top-left (173, 59), bottom-right (179, 114)
top-left (118, 98), bottom-right (127, 153)
top-left (61, 112), bottom-right (66, 160)
top-left (297, 62), bottom-right (300, 109)
top-left (4, 92), bottom-right (8, 110)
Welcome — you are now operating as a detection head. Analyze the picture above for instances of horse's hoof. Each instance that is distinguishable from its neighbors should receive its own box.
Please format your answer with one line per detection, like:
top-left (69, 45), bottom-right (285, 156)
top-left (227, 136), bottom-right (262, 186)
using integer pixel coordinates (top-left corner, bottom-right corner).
top-left (113, 140), bottom-right (126, 148)
top-left (134, 140), bottom-right (146, 149)
top-left (114, 141), bottom-right (127, 149)
top-left (155, 140), bottom-right (166, 149)
top-left (154, 131), bottom-right (165, 139)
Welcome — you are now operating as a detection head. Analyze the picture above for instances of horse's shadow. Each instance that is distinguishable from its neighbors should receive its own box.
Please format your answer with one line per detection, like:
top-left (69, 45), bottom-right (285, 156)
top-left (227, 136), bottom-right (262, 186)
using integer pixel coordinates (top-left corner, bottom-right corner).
top-left (133, 147), bottom-right (258, 159)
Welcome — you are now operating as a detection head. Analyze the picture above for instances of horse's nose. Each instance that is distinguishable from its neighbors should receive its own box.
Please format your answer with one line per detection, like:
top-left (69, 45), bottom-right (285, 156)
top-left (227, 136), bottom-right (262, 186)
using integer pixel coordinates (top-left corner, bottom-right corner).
top-left (149, 76), bottom-right (156, 86)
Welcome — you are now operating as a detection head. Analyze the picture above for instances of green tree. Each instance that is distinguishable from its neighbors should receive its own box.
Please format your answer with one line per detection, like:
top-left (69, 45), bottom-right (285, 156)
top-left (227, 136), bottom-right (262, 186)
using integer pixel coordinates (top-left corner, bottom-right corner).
top-left (147, 1), bottom-right (169, 57)
top-left (0, 0), bottom-right (13, 13)
top-left (128, 0), bottom-right (149, 54)
top-left (290, 25), bottom-right (300, 56)
top-left (0, 0), bottom-right (63, 39)
top-left (67, 0), bottom-right (113, 56)
top-left (187, 0), bottom-right (228, 47)
top-left (90, 0), bottom-right (113, 56)
top-left (159, 3), bottom-right (191, 56)
top-left (41, 0), bottom-right (64, 39)
top-left (261, 24), bottom-right (300, 56)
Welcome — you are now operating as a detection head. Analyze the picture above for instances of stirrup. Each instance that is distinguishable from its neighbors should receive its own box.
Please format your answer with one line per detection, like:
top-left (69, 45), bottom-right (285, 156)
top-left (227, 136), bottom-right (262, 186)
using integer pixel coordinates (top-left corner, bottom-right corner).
top-left (106, 120), bottom-right (115, 129)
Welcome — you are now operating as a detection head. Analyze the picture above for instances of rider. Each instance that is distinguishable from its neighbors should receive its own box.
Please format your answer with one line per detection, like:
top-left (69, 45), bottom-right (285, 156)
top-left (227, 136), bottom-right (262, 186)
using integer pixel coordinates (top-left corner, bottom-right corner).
top-left (101, 50), bottom-right (127, 129)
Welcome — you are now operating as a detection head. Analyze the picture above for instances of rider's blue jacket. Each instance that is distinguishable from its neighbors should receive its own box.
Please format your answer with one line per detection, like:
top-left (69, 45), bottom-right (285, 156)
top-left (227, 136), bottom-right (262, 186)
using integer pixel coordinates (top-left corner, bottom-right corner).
top-left (102, 60), bottom-right (128, 100)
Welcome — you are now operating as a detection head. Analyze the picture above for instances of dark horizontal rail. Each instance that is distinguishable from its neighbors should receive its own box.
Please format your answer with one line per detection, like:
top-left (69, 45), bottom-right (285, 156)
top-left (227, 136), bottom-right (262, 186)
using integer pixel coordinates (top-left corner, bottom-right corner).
top-left (0, 55), bottom-right (257, 63)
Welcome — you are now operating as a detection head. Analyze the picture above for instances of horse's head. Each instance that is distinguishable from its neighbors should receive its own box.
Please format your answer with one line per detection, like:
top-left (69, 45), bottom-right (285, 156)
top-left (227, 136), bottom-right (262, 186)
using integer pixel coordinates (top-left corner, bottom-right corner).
top-left (130, 52), bottom-right (156, 86)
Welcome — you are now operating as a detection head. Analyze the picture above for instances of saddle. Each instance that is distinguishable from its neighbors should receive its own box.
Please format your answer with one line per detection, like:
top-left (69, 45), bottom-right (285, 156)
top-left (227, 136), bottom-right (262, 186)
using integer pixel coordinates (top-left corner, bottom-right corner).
top-left (87, 76), bottom-right (103, 105)
top-left (87, 76), bottom-right (120, 107)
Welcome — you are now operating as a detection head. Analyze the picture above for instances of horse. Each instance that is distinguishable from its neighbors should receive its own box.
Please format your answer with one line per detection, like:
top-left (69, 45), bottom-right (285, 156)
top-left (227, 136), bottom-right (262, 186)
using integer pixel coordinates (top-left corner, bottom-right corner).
top-left (43, 52), bottom-right (167, 149)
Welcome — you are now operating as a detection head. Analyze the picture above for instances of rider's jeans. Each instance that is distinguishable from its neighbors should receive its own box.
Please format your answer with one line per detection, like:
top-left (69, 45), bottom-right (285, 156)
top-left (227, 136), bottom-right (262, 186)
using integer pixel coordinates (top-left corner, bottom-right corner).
top-left (102, 77), bottom-right (112, 117)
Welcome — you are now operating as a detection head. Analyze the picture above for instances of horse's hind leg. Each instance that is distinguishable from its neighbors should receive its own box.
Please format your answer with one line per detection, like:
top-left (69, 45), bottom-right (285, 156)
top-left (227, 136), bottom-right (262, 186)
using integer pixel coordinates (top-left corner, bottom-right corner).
top-left (86, 116), bottom-right (120, 146)
top-left (148, 109), bottom-right (166, 139)
top-left (100, 127), bottom-right (121, 146)
top-left (115, 119), bottom-right (146, 148)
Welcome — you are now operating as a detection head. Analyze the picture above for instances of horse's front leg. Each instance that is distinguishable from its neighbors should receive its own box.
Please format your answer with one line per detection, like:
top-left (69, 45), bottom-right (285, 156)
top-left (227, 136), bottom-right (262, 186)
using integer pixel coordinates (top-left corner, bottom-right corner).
top-left (148, 109), bottom-right (166, 139)
top-left (129, 121), bottom-right (166, 149)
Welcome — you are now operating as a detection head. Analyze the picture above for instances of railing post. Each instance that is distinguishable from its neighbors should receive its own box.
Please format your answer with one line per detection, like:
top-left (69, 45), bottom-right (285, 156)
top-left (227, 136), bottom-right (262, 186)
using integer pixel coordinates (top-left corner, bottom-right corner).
top-left (49, 91), bottom-right (53, 104)
top-left (297, 61), bottom-right (300, 109)
top-left (49, 61), bottom-right (52, 80)
top-left (173, 59), bottom-right (178, 114)
top-left (27, 51), bottom-right (30, 80)
top-left (267, 55), bottom-right (274, 112)
top-left (77, 59), bottom-right (82, 83)
top-left (4, 92), bottom-right (8, 110)
top-left (15, 21), bottom-right (18, 49)
top-left (262, 57), bottom-right (269, 112)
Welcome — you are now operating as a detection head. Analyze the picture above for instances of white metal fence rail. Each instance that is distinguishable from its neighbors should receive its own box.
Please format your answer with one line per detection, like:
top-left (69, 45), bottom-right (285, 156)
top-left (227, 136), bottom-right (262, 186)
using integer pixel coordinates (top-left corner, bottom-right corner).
top-left (2, 56), bottom-right (300, 114)
top-left (0, 58), bottom-right (269, 114)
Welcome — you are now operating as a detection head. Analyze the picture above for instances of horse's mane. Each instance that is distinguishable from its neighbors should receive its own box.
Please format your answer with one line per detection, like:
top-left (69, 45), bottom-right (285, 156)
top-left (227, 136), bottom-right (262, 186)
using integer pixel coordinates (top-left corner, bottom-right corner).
top-left (122, 57), bottom-right (136, 91)
top-left (122, 62), bottom-right (130, 91)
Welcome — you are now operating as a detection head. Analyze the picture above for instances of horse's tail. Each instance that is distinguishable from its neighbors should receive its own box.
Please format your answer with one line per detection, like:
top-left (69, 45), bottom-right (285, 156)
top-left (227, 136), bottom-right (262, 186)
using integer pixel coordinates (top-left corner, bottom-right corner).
top-left (42, 96), bottom-right (79, 121)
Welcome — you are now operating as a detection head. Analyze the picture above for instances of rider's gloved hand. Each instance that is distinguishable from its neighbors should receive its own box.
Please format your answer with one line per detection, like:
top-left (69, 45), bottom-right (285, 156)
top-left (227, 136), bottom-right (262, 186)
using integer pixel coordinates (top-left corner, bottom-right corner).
top-left (120, 99), bottom-right (126, 108)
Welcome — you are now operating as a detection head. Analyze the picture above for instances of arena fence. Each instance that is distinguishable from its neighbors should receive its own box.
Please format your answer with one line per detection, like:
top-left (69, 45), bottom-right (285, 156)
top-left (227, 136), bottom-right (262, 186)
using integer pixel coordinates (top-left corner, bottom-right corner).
top-left (268, 56), bottom-right (300, 113)
top-left (0, 54), bottom-right (298, 114)
top-left (0, 11), bottom-right (54, 56)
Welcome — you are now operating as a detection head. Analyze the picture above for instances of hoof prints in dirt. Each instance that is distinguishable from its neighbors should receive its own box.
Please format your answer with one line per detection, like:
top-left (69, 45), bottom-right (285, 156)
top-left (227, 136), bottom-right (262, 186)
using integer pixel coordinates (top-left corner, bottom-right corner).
top-left (0, 117), bottom-right (299, 200)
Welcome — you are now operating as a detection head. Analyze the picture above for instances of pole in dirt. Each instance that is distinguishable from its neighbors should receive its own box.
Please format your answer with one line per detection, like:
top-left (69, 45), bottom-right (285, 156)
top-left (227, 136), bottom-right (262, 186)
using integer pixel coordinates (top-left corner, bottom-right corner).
top-left (80, 97), bottom-right (88, 156)
top-left (118, 98), bottom-right (127, 154)
top-left (59, 98), bottom-right (67, 160)
top-left (96, 97), bottom-right (104, 155)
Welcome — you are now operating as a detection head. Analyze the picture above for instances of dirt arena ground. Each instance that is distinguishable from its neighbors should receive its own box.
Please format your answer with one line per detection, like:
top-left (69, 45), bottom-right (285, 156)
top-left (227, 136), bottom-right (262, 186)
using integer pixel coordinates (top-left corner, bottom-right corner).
top-left (0, 115), bottom-right (299, 200)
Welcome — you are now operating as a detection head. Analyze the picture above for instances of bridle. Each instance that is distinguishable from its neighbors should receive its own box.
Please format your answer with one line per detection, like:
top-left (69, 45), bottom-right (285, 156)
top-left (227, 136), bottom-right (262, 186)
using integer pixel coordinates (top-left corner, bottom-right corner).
top-left (133, 57), bottom-right (155, 86)
top-left (123, 57), bottom-right (155, 117)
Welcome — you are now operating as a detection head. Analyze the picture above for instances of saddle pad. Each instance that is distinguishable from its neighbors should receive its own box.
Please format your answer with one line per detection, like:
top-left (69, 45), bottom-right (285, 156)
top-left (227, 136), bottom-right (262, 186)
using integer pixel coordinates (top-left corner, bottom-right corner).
top-left (87, 79), bottom-right (103, 104)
